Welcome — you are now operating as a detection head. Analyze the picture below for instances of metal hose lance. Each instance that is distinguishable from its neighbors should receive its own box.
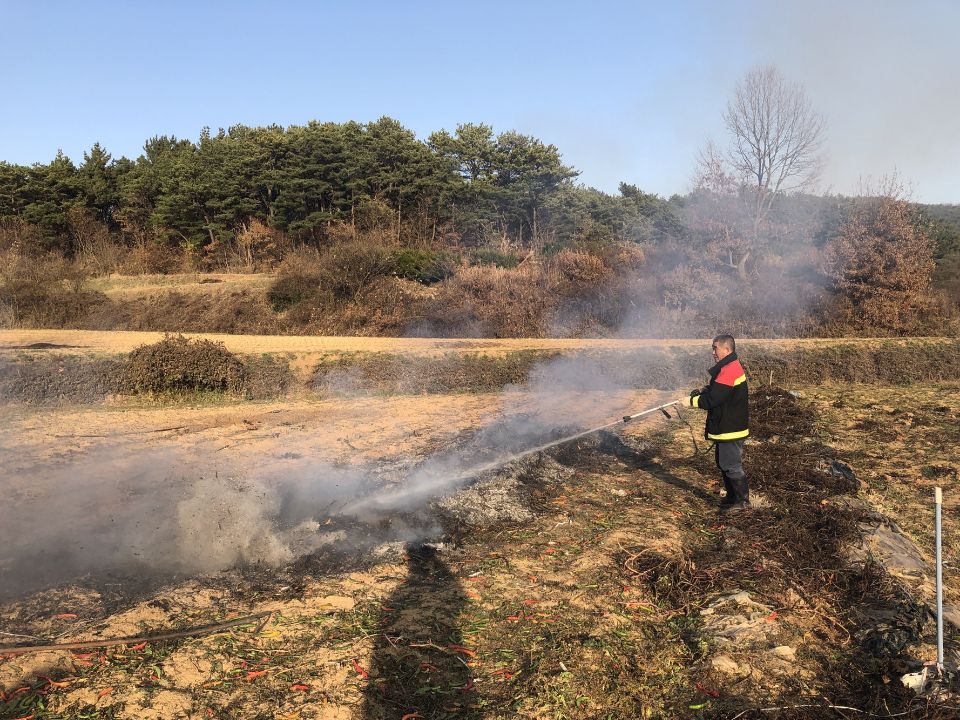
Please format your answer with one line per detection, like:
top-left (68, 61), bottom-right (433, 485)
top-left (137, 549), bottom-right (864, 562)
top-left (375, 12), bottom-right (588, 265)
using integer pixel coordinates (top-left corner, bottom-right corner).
top-left (449, 399), bottom-right (686, 481)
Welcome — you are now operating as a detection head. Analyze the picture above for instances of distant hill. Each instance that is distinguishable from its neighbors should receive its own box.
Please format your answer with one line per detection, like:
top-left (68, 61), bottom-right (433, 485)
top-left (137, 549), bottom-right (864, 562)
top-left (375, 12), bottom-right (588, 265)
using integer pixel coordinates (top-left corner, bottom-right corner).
top-left (919, 203), bottom-right (960, 226)
top-left (918, 203), bottom-right (960, 305)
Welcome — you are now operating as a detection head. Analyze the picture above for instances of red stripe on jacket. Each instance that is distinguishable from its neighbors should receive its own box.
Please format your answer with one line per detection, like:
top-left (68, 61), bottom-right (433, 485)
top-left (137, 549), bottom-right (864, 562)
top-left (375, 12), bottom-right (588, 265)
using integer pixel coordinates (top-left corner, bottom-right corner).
top-left (715, 359), bottom-right (745, 387)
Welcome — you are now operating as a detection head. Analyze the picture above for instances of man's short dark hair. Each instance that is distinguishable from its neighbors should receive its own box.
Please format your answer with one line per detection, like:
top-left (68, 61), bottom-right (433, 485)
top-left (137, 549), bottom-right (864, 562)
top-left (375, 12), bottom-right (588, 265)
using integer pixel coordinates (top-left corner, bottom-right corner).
top-left (712, 334), bottom-right (736, 352)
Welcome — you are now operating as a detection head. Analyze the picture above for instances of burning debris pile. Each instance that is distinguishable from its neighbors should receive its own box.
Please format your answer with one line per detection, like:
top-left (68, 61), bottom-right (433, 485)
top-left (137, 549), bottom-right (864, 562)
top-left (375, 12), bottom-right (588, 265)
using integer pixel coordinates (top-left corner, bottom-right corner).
top-left (434, 453), bottom-right (574, 530)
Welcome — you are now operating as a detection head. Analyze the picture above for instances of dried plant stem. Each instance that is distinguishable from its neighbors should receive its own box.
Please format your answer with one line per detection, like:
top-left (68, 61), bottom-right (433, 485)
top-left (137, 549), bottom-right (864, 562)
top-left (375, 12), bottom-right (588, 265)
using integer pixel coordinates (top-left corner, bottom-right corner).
top-left (0, 612), bottom-right (271, 656)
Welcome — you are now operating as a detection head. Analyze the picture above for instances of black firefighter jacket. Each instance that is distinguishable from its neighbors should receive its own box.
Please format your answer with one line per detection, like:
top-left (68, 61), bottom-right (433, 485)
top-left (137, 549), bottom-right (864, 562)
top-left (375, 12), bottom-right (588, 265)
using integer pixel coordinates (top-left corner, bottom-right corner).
top-left (691, 352), bottom-right (749, 441)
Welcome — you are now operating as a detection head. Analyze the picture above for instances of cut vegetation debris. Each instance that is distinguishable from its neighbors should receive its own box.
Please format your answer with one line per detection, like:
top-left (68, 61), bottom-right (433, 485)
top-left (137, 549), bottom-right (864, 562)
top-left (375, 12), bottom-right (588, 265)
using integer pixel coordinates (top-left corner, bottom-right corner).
top-left (3, 385), bottom-right (960, 718)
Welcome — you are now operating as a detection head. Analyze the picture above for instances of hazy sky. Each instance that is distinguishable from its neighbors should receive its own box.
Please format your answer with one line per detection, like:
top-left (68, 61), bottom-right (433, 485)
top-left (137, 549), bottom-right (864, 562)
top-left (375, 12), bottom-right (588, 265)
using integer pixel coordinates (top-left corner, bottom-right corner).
top-left (2, 0), bottom-right (958, 202)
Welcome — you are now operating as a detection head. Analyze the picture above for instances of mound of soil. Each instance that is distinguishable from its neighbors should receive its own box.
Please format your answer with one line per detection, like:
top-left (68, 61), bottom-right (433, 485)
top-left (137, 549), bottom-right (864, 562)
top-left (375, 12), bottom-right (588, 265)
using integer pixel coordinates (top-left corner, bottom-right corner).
top-left (312, 350), bottom-right (559, 396)
top-left (0, 356), bottom-right (123, 403)
top-left (0, 341), bottom-right (293, 404)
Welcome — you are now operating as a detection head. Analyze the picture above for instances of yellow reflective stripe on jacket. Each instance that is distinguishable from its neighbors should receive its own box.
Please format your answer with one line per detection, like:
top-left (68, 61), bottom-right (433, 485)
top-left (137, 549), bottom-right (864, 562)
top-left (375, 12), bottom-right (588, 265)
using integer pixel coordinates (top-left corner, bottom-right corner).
top-left (691, 395), bottom-right (700, 408)
top-left (733, 374), bottom-right (747, 386)
top-left (707, 429), bottom-right (750, 441)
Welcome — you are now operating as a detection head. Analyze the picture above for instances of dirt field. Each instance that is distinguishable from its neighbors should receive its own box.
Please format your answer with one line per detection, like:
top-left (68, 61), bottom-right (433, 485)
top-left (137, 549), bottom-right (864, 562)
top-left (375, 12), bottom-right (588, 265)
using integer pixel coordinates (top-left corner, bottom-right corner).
top-left (1, 331), bottom-right (959, 719)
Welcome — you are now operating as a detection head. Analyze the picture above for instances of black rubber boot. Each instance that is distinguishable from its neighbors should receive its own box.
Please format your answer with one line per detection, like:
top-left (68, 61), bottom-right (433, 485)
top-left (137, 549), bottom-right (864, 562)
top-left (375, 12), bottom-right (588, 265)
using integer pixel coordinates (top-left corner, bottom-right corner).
top-left (719, 475), bottom-right (736, 506)
top-left (727, 475), bottom-right (750, 507)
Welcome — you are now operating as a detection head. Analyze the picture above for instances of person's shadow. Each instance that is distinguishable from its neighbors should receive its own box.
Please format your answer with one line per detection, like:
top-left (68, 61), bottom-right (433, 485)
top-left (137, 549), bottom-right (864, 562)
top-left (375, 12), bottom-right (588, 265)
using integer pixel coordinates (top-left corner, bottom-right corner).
top-left (362, 543), bottom-right (476, 719)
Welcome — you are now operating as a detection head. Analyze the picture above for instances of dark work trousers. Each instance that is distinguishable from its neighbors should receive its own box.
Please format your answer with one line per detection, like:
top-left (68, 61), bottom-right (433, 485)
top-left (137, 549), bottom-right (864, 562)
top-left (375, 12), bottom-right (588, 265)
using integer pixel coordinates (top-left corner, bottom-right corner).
top-left (715, 439), bottom-right (749, 503)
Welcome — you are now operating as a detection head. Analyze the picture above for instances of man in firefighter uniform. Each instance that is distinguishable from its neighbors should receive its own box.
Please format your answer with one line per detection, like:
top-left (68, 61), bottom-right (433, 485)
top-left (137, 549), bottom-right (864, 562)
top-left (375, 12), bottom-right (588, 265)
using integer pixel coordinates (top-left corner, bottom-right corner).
top-left (686, 334), bottom-right (750, 510)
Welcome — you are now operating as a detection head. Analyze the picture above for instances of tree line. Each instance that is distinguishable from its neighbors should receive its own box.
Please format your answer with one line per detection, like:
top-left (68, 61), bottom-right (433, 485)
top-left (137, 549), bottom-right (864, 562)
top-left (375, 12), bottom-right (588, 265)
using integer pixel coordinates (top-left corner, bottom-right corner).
top-left (0, 118), bottom-right (680, 256)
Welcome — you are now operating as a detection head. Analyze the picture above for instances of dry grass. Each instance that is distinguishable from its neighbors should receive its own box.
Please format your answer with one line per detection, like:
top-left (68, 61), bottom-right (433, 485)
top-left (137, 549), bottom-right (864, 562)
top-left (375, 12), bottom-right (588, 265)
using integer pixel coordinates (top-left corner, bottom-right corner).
top-left (86, 274), bottom-right (274, 297)
top-left (811, 383), bottom-right (960, 586)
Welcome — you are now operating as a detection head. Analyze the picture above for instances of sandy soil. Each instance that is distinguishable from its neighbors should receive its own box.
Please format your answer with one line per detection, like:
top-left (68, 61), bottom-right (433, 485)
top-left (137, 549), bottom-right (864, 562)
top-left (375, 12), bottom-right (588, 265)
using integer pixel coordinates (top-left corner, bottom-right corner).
top-left (2, 328), bottom-right (945, 359)
top-left (3, 384), bottom-right (956, 719)
top-left (3, 330), bottom-right (959, 718)
top-left (0, 388), bottom-right (662, 472)
top-left (0, 328), bottom-right (703, 357)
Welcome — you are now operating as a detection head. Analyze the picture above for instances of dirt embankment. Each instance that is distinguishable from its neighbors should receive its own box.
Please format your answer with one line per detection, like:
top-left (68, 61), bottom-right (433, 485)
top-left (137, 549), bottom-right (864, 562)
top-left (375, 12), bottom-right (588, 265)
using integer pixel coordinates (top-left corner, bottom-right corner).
top-left (2, 332), bottom-right (960, 404)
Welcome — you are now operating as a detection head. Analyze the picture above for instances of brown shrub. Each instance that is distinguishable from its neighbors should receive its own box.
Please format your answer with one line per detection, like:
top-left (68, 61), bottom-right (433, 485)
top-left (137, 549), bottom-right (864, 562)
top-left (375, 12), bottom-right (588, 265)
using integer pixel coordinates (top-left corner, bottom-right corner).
top-left (204, 219), bottom-right (291, 272)
top-left (120, 334), bottom-right (246, 395)
top-left (121, 241), bottom-right (189, 274)
top-left (66, 206), bottom-right (118, 273)
top-left (933, 245), bottom-right (960, 303)
top-left (76, 235), bottom-right (127, 276)
top-left (822, 196), bottom-right (941, 334)
top-left (83, 290), bottom-right (280, 334)
top-left (0, 219), bottom-right (47, 255)
top-left (325, 221), bottom-right (358, 244)
top-left (0, 280), bottom-right (106, 327)
top-left (0, 251), bottom-right (107, 327)
top-left (272, 245), bottom-right (326, 278)
top-left (571, 240), bottom-right (646, 275)
top-left (422, 264), bottom-right (553, 337)
top-left (815, 293), bottom-right (956, 337)
top-left (323, 239), bottom-right (395, 300)
top-left (547, 250), bottom-right (611, 296)
top-left (282, 276), bottom-right (427, 337)
top-left (330, 277), bottom-right (427, 335)
top-left (267, 235), bottom-right (413, 333)
top-left (268, 237), bottom-right (395, 313)
top-left (268, 271), bottom-right (325, 312)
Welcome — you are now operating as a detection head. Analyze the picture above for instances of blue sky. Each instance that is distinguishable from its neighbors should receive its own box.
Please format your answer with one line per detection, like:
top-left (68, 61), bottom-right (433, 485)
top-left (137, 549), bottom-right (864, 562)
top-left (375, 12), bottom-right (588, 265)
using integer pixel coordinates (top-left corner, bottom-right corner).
top-left (2, 0), bottom-right (958, 202)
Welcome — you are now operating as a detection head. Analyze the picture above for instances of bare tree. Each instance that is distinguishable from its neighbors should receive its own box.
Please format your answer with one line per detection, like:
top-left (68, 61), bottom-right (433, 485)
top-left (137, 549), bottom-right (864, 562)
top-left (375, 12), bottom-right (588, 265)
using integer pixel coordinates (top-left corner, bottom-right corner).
top-left (691, 140), bottom-right (754, 277)
top-left (690, 66), bottom-right (825, 280)
top-left (725, 65), bottom-right (825, 228)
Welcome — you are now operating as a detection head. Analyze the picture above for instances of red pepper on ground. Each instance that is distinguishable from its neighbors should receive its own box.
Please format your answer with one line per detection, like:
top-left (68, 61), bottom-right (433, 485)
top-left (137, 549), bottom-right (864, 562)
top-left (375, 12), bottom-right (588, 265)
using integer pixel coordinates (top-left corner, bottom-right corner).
top-left (695, 682), bottom-right (720, 698)
top-left (447, 645), bottom-right (476, 657)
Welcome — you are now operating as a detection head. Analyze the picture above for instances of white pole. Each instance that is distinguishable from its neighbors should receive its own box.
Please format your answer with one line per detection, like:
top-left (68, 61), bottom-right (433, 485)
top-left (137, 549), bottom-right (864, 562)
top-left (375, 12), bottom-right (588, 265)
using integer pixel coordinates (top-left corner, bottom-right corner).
top-left (936, 486), bottom-right (944, 673)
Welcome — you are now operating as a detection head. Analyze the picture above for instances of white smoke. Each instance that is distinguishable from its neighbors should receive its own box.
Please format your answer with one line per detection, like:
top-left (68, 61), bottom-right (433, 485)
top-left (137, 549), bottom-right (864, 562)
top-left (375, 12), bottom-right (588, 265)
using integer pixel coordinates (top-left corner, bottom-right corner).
top-left (0, 349), bottom-right (670, 601)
